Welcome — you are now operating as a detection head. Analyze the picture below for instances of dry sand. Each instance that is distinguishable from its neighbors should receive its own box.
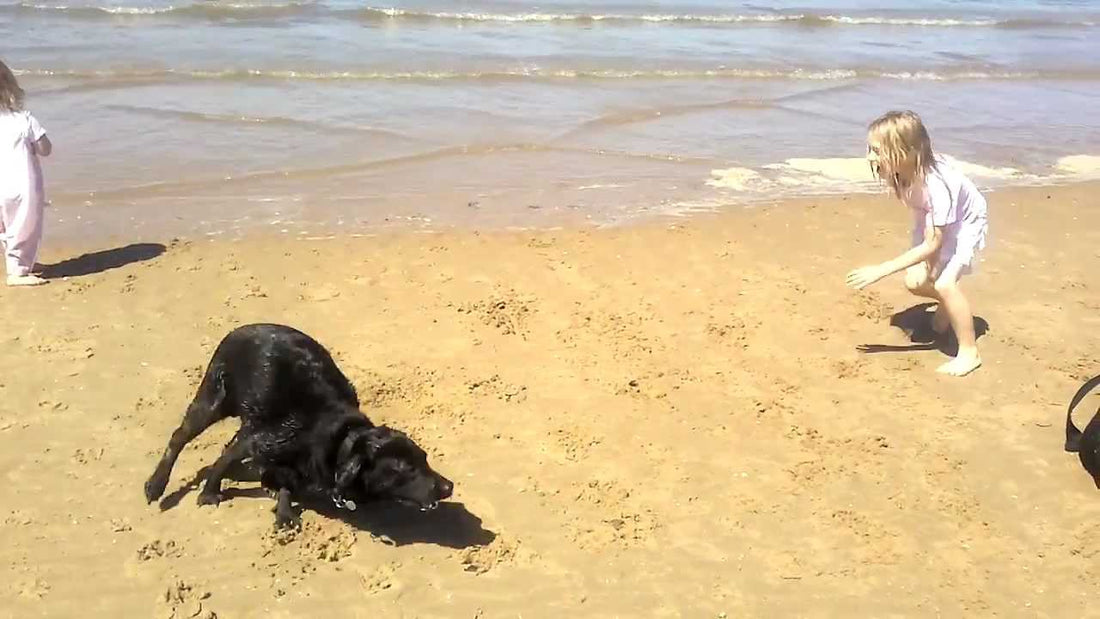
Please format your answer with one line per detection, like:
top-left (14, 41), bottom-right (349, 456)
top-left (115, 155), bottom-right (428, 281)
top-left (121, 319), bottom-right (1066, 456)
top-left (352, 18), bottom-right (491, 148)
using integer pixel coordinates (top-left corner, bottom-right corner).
top-left (1, 184), bottom-right (1098, 618)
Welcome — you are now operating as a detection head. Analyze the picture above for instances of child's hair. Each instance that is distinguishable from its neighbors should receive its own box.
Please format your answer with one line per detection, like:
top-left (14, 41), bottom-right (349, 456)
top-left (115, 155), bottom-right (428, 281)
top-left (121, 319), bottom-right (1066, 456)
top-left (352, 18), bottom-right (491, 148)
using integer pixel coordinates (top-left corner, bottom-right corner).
top-left (867, 110), bottom-right (935, 198)
top-left (0, 60), bottom-right (26, 112)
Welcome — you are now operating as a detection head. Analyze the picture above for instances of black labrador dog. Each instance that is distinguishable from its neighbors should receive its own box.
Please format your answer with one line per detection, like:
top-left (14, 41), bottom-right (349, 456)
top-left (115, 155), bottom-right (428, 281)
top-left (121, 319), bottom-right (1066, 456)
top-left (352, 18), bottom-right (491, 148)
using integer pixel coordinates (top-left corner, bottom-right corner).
top-left (144, 323), bottom-right (453, 527)
top-left (1065, 374), bottom-right (1100, 489)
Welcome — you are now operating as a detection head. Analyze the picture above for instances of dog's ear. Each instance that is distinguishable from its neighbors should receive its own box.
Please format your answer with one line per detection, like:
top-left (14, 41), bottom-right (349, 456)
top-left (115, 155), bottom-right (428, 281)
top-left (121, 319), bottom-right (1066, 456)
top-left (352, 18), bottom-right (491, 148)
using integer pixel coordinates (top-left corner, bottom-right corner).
top-left (334, 453), bottom-right (365, 491)
top-left (362, 427), bottom-right (399, 461)
top-left (334, 425), bottom-right (385, 474)
top-left (335, 428), bottom-right (394, 490)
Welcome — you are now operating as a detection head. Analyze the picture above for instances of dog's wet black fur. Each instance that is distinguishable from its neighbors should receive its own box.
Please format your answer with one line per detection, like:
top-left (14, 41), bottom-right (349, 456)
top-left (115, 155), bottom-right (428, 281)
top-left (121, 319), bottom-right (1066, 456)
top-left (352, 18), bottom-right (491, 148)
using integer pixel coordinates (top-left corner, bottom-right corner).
top-left (144, 323), bottom-right (453, 528)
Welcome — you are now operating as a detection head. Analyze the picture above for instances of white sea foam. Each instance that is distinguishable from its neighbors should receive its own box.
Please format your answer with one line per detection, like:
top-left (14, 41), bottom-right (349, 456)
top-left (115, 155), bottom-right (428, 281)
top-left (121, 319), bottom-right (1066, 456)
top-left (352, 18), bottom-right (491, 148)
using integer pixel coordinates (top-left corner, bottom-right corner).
top-left (1054, 155), bottom-right (1100, 178)
top-left (708, 153), bottom-right (1100, 198)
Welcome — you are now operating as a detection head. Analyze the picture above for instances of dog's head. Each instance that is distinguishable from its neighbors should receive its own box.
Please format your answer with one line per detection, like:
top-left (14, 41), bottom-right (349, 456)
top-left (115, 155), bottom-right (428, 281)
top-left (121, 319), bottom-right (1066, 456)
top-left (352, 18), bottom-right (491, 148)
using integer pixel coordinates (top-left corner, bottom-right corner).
top-left (335, 426), bottom-right (453, 511)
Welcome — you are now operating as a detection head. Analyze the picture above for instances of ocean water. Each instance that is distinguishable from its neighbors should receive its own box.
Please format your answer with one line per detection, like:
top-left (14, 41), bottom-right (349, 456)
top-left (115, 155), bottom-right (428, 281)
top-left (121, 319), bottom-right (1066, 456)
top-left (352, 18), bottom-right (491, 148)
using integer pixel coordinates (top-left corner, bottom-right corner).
top-left (3, 0), bottom-right (1100, 238)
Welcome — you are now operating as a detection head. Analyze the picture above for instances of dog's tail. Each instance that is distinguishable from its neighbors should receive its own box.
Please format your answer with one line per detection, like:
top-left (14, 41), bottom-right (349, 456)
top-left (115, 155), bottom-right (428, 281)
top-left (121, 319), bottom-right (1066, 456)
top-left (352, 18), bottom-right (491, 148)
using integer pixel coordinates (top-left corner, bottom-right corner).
top-left (1065, 374), bottom-right (1100, 453)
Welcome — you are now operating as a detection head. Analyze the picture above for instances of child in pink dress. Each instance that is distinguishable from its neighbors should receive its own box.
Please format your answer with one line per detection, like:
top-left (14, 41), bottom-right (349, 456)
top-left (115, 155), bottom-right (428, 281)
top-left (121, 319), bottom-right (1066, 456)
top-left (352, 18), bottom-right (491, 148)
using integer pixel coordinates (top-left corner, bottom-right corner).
top-left (0, 59), bottom-right (52, 287)
top-left (847, 110), bottom-right (989, 377)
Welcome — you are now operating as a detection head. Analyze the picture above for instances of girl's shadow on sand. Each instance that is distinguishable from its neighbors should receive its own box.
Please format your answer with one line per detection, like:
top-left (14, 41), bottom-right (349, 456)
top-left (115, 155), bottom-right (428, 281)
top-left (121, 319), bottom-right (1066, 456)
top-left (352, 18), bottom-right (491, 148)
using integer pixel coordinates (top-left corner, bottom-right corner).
top-left (156, 463), bottom-right (495, 549)
top-left (41, 242), bottom-right (166, 278)
top-left (857, 302), bottom-right (989, 356)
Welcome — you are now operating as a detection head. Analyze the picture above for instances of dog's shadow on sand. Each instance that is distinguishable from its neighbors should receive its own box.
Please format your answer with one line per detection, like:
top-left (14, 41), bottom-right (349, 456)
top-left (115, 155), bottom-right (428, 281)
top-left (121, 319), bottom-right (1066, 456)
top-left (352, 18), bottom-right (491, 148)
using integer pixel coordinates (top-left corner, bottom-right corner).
top-left (305, 499), bottom-right (496, 549)
top-left (157, 464), bottom-right (495, 549)
top-left (857, 302), bottom-right (990, 356)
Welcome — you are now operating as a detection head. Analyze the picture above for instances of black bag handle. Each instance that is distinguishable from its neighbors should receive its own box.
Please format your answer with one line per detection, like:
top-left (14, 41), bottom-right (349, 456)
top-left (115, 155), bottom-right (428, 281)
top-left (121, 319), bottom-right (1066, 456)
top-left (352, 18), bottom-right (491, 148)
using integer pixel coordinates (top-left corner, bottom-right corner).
top-left (1065, 374), bottom-right (1100, 453)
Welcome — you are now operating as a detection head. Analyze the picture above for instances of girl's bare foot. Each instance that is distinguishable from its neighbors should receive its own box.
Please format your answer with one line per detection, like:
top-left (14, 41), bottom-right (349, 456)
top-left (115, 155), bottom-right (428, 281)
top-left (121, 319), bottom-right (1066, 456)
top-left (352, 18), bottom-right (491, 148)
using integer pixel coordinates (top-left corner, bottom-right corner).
top-left (7, 274), bottom-right (48, 287)
top-left (936, 352), bottom-right (981, 377)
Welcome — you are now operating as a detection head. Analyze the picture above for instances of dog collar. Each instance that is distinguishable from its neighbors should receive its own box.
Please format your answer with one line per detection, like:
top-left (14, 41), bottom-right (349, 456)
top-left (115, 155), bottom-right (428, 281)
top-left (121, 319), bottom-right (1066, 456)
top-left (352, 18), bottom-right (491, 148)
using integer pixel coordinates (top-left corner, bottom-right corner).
top-left (332, 470), bottom-right (358, 511)
top-left (332, 494), bottom-right (357, 511)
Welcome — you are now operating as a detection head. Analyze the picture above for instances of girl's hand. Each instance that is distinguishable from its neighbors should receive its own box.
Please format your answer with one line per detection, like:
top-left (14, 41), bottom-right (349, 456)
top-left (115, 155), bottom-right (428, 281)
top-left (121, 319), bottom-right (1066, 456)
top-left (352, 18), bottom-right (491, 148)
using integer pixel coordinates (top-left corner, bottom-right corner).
top-left (846, 264), bottom-right (887, 290)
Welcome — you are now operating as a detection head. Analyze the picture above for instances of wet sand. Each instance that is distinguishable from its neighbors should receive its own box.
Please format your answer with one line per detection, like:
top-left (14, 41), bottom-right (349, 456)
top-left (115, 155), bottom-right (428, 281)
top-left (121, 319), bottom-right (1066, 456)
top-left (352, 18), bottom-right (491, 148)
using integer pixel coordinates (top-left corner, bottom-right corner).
top-left (1, 183), bottom-right (1098, 617)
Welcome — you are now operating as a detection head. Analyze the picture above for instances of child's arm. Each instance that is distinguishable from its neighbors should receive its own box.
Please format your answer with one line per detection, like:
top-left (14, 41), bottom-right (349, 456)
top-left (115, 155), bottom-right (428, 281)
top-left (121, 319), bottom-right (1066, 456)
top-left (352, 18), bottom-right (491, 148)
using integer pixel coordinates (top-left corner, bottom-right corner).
top-left (846, 223), bottom-right (943, 290)
top-left (26, 112), bottom-right (51, 157)
top-left (34, 135), bottom-right (52, 157)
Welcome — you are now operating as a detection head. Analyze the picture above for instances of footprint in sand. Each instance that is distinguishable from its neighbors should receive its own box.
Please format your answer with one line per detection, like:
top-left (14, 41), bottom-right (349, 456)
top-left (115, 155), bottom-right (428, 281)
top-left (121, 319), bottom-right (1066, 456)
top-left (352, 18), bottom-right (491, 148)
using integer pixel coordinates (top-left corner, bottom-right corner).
top-left (137, 539), bottom-right (182, 562)
top-left (359, 561), bottom-right (402, 594)
top-left (297, 284), bottom-right (341, 302)
top-left (28, 337), bottom-right (96, 361)
top-left (158, 579), bottom-right (216, 619)
top-left (455, 291), bottom-right (536, 339)
top-left (850, 290), bottom-right (893, 322)
top-left (466, 374), bottom-right (528, 403)
top-left (459, 535), bottom-right (524, 575)
top-left (16, 576), bottom-right (50, 600)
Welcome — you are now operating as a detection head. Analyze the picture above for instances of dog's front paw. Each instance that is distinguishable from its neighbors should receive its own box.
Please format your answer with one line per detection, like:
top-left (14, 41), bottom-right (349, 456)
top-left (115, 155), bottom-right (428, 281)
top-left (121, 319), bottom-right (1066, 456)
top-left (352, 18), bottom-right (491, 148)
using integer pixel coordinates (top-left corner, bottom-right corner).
top-left (274, 510), bottom-right (301, 530)
top-left (271, 499), bottom-right (301, 530)
top-left (196, 491), bottom-right (223, 507)
top-left (144, 475), bottom-right (168, 504)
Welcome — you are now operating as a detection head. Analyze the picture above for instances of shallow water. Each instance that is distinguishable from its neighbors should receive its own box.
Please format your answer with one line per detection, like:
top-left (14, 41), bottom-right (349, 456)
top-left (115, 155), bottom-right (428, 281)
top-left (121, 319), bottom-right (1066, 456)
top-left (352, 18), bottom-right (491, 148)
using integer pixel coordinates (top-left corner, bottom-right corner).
top-left (4, 0), bottom-right (1099, 239)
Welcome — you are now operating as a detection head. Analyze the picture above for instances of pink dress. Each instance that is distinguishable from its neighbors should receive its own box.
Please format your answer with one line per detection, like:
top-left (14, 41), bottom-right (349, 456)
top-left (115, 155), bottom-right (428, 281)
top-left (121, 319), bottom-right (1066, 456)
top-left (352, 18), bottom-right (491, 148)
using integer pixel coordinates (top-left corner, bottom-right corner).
top-left (904, 155), bottom-right (989, 276)
top-left (0, 110), bottom-right (47, 277)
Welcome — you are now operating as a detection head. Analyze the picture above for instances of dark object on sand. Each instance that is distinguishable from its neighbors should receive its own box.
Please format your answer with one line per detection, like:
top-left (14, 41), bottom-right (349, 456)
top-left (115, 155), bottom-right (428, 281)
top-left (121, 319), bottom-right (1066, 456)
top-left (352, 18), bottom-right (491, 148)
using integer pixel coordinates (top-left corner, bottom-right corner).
top-left (1065, 374), bottom-right (1100, 489)
top-left (144, 323), bottom-right (453, 528)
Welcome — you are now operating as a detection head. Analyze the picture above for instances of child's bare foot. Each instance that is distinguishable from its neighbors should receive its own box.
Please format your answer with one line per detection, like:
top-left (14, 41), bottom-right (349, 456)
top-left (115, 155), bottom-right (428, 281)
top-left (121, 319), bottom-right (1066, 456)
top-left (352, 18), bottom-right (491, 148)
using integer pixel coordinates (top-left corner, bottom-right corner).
top-left (7, 274), bottom-right (48, 287)
top-left (931, 304), bottom-right (952, 335)
top-left (936, 352), bottom-right (981, 377)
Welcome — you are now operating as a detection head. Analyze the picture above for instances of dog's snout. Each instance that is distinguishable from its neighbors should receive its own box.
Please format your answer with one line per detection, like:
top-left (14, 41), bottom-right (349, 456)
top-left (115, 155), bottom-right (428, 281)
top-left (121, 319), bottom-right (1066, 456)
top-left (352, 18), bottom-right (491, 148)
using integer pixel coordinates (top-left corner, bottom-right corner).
top-left (437, 476), bottom-right (454, 500)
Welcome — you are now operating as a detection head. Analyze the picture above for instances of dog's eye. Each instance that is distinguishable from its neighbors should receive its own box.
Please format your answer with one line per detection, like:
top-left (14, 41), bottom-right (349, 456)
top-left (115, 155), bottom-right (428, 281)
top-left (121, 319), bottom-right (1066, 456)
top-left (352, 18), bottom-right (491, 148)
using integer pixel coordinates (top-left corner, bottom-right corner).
top-left (384, 461), bottom-right (409, 477)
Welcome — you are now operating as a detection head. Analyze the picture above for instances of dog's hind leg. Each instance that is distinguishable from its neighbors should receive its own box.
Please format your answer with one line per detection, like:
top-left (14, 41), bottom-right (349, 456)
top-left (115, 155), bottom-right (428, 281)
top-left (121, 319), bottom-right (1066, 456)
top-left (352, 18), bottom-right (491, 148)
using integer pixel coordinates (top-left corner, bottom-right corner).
top-left (144, 367), bottom-right (230, 503)
top-left (196, 433), bottom-right (255, 507)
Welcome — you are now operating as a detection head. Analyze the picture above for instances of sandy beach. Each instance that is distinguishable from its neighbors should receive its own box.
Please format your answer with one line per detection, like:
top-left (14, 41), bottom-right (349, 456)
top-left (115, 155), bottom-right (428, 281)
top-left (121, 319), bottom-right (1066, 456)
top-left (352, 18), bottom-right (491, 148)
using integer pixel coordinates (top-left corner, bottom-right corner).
top-left (0, 182), bottom-right (1098, 617)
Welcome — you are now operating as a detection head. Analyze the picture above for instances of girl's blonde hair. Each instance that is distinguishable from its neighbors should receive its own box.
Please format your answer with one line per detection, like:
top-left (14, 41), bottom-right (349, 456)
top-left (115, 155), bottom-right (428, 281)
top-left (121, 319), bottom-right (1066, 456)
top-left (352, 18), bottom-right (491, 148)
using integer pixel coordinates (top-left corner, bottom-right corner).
top-left (867, 110), bottom-right (935, 198)
top-left (0, 60), bottom-right (25, 112)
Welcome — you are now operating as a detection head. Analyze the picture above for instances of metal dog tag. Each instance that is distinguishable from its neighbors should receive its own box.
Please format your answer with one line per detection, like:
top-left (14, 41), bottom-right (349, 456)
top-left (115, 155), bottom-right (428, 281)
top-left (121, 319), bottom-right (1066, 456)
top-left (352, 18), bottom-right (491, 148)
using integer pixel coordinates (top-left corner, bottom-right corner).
top-left (333, 495), bottom-right (358, 511)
